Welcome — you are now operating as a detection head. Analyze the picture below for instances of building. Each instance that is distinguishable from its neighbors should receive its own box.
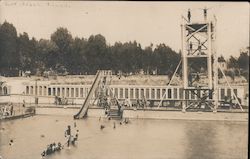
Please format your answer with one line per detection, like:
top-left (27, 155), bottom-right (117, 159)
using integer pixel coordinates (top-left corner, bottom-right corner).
top-left (0, 75), bottom-right (248, 108)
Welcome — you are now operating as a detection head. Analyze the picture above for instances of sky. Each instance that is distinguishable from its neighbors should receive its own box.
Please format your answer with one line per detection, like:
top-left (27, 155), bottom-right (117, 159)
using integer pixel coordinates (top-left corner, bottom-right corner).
top-left (0, 1), bottom-right (249, 58)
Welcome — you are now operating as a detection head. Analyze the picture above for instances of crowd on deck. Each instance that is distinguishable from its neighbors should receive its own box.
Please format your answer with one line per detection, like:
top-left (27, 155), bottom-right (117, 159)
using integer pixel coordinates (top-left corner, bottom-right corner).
top-left (0, 103), bottom-right (14, 119)
top-left (0, 100), bottom-right (35, 120)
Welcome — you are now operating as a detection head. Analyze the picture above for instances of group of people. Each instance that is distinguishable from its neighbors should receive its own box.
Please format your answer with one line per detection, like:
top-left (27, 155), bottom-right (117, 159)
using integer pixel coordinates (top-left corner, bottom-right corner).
top-left (54, 96), bottom-right (68, 105)
top-left (118, 118), bottom-right (130, 126)
top-left (100, 117), bottom-right (131, 130)
top-left (223, 96), bottom-right (242, 109)
top-left (65, 124), bottom-right (79, 147)
top-left (187, 7), bottom-right (208, 23)
top-left (109, 98), bottom-right (147, 110)
top-left (124, 98), bottom-right (147, 109)
top-left (0, 103), bottom-right (14, 118)
top-left (41, 142), bottom-right (63, 157)
top-left (41, 122), bottom-right (79, 157)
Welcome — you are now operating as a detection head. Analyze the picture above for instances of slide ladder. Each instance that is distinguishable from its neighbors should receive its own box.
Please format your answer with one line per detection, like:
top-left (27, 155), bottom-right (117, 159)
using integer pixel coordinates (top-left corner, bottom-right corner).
top-left (74, 70), bottom-right (103, 119)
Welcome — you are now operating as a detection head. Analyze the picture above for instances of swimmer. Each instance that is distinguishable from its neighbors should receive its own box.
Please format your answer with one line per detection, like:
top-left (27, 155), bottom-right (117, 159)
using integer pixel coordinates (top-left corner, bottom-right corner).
top-left (52, 143), bottom-right (56, 151)
top-left (71, 129), bottom-right (79, 145)
top-left (124, 118), bottom-right (129, 124)
top-left (119, 121), bottom-right (122, 125)
top-left (65, 125), bottom-right (71, 139)
top-left (41, 143), bottom-right (56, 157)
top-left (100, 125), bottom-right (105, 130)
top-left (48, 144), bottom-right (53, 154)
top-left (75, 130), bottom-right (79, 139)
top-left (9, 139), bottom-right (14, 146)
top-left (66, 135), bottom-right (71, 147)
top-left (57, 142), bottom-right (62, 150)
top-left (40, 134), bottom-right (45, 138)
top-left (41, 150), bottom-right (46, 157)
top-left (71, 135), bottom-right (76, 145)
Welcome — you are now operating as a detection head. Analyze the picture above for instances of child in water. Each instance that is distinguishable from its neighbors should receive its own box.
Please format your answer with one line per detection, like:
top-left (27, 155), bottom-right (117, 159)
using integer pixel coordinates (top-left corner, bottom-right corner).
top-left (9, 139), bottom-right (14, 146)
top-left (100, 125), bottom-right (105, 130)
top-left (71, 130), bottom-right (79, 145)
top-left (65, 125), bottom-right (71, 147)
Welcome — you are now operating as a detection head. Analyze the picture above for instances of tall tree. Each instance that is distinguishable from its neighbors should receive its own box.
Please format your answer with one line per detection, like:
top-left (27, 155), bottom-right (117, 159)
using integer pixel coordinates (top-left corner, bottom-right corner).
top-left (51, 27), bottom-right (73, 68)
top-left (153, 44), bottom-right (180, 75)
top-left (68, 37), bottom-right (88, 74)
top-left (227, 56), bottom-right (239, 69)
top-left (36, 39), bottom-right (59, 71)
top-left (238, 52), bottom-right (249, 71)
top-left (0, 22), bottom-right (19, 75)
top-left (17, 32), bottom-right (37, 71)
top-left (237, 51), bottom-right (249, 81)
top-left (85, 34), bottom-right (108, 73)
top-left (143, 44), bottom-right (154, 74)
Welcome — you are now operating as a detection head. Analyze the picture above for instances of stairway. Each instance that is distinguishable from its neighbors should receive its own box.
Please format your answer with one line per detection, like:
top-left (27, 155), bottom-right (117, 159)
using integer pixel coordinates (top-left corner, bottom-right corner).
top-left (108, 108), bottom-right (122, 120)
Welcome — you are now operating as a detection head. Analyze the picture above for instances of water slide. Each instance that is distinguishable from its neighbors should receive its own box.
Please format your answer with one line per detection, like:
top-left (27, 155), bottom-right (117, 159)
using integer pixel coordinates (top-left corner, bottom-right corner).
top-left (73, 70), bottom-right (102, 119)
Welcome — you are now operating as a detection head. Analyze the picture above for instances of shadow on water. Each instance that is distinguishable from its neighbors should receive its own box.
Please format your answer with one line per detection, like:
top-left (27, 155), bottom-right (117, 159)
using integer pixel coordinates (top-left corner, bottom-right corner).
top-left (184, 121), bottom-right (218, 159)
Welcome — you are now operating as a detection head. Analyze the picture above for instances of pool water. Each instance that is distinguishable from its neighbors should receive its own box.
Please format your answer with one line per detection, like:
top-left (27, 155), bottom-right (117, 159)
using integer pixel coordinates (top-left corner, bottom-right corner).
top-left (0, 115), bottom-right (248, 159)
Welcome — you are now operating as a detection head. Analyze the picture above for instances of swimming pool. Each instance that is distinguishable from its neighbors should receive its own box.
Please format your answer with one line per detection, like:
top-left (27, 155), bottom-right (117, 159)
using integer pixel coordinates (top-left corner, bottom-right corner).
top-left (0, 115), bottom-right (248, 159)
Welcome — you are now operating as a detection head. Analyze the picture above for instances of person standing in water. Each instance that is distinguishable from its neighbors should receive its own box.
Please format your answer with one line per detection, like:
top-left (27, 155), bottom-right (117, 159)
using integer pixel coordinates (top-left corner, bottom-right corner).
top-left (72, 129), bottom-right (79, 145)
top-left (203, 7), bottom-right (207, 21)
top-left (187, 9), bottom-right (191, 23)
top-left (9, 139), bottom-right (14, 146)
top-left (10, 103), bottom-right (13, 116)
top-left (22, 100), bottom-right (26, 108)
top-left (65, 125), bottom-right (71, 147)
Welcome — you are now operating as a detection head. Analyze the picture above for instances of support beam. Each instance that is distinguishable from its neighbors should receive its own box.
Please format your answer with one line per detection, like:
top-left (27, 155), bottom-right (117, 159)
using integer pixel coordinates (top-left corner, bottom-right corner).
top-left (218, 65), bottom-right (243, 111)
top-left (182, 22), bottom-right (188, 88)
top-left (207, 22), bottom-right (213, 89)
top-left (157, 60), bottom-right (182, 108)
top-left (213, 18), bottom-right (218, 112)
top-left (187, 24), bottom-right (208, 39)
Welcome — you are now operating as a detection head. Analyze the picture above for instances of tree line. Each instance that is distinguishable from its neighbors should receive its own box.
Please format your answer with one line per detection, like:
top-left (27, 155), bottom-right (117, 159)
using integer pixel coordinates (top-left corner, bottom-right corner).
top-left (223, 51), bottom-right (249, 81)
top-left (0, 21), bottom-right (181, 76)
top-left (0, 21), bottom-right (248, 80)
